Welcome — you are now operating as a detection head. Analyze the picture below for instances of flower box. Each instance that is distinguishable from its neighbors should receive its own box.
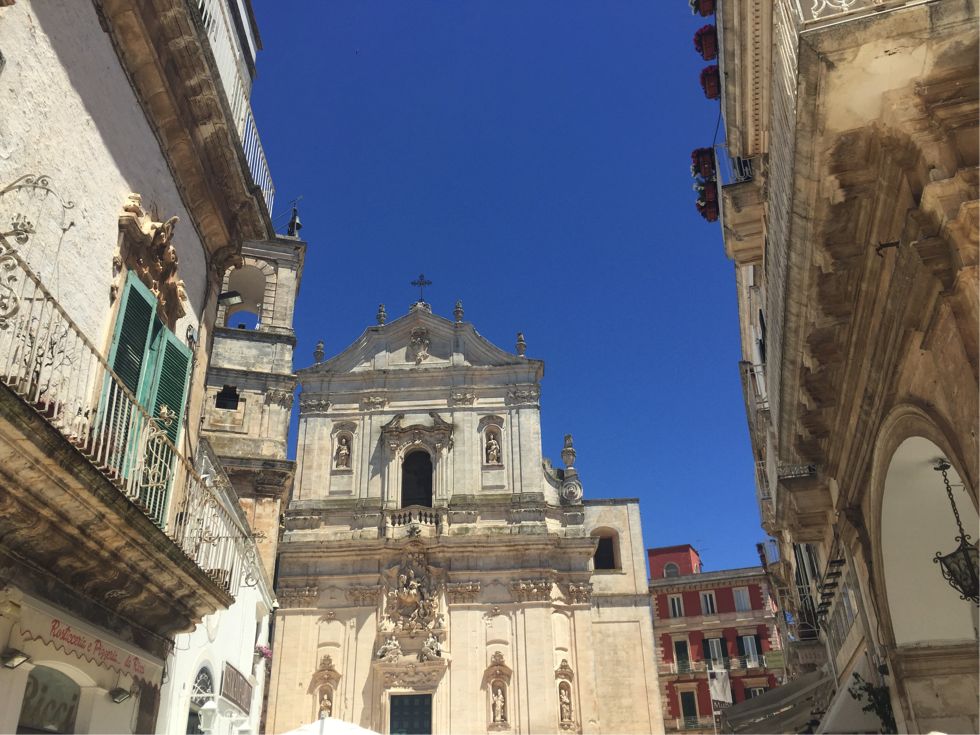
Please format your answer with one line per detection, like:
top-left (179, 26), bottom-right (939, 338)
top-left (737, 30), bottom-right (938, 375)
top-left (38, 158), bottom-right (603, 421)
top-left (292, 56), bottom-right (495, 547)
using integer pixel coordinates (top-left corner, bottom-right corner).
top-left (694, 25), bottom-right (717, 61)
top-left (689, 0), bottom-right (715, 17)
top-left (691, 147), bottom-right (715, 180)
top-left (700, 65), bottom-right (720, 100)
top-left (697, 200), bottom-right (719, 222)
top-left (703, 180), bottom-right (718, 202)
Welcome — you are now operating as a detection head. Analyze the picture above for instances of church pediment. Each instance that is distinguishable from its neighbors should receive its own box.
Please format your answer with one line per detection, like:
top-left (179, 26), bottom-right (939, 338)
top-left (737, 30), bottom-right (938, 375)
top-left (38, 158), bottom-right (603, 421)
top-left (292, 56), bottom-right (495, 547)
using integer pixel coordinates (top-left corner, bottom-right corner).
top-left (298, 306), bottom-right (544, 378)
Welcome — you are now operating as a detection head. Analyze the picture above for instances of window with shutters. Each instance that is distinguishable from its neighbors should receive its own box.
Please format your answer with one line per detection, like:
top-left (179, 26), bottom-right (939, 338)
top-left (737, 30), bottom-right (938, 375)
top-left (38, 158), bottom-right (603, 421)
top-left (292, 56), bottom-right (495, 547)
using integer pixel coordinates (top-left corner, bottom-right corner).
top-left (106, 272), bottom-right (192, 519)
top-left (734, 587), bottom-right (751, 612)
top-left (700, 591), bottom-right (716, 615)
top-left (707, 638), bottom-right (724, 663)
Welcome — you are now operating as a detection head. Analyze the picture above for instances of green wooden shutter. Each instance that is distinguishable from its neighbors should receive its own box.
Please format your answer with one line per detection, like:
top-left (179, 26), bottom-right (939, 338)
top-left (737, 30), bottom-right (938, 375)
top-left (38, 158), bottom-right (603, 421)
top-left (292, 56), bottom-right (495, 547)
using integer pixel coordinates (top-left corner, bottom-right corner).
top-left (108, 273), bottom-right (156, 395)
top-left (147, 328), bottom-right (192, 445)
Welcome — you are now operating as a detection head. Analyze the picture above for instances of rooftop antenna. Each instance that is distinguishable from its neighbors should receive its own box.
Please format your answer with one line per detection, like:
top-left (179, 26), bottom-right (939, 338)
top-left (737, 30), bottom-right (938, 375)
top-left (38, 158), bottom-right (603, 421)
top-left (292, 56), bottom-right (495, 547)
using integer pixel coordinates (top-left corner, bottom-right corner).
top-left (695, 540), bottom-right (709, 572)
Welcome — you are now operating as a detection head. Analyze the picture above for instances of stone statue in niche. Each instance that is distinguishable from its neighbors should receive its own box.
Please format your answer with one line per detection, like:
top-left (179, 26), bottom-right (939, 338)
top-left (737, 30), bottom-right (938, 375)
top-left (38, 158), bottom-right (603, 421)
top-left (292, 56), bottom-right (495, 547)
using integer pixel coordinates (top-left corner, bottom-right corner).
top-left (335, 436), bottom-right (351, 469)
top-left (493, 688), bottom-right (506, 723)
top-left (318, 690), bottom-right (332, 718)
top-left (486, 432), bottom-right (501, 464)
top-left (559, 685), bottom-right (572, 722)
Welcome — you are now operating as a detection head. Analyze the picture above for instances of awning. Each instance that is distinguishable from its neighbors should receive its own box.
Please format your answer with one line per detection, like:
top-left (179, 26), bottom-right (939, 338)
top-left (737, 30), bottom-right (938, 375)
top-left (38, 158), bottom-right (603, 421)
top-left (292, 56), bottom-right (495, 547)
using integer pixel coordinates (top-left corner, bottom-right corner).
top-left (815, 653), bottom-right (883, 734)
top-left (18, 595), bottom-right (164, 687)
top-left (720, 666), bottom-right (835, 734)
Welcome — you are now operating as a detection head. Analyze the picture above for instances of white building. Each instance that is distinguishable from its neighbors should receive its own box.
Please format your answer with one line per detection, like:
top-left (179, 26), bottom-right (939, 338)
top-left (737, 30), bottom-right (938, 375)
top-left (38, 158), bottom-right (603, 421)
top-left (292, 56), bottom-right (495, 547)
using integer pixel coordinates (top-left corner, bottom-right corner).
top-left (264, 301), bottom-right (665, 735)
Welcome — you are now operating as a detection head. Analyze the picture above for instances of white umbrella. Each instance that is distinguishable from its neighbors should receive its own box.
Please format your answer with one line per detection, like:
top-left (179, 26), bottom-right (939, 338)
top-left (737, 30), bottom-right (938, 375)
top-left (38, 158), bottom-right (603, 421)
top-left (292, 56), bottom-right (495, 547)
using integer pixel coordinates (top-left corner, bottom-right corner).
top-left (281, 717), bottom-right (379, 735)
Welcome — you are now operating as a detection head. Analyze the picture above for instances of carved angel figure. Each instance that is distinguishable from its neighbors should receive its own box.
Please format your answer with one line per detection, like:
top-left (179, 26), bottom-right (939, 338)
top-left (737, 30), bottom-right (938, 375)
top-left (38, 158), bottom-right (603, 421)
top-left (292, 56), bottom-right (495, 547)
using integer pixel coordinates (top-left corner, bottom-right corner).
top-left (492, 689), bottom-right (506, 722)
top-left (486, 433), bottom-right (500, 464)
top-left (376, 636), bottom-right (402, 662)
top-left (335, 436), bottom-right (351, 469)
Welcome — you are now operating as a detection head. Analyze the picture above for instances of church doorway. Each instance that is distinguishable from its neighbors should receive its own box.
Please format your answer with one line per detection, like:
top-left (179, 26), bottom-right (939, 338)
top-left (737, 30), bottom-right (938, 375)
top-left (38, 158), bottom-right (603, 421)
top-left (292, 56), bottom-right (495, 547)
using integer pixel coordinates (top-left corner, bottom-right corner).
top-left (390, 693), bottom-right (432, 734)
top-left (401, 451), bottom-right (433, 507)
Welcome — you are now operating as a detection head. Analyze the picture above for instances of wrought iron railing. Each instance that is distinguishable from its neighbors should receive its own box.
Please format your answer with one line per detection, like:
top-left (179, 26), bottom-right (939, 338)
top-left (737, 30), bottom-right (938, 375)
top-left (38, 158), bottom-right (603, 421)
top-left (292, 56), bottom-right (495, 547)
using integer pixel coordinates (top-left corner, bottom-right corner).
top-left (666, 715), bottom-right (717, 731)
top-left (195, 0), bottom-right (275, 213)
top-left (659, 656), bottom-right (770, 676)
top-left (0, 233), bottom-right (249, 596)
top-left (714, 143), bottom-right (755, 186)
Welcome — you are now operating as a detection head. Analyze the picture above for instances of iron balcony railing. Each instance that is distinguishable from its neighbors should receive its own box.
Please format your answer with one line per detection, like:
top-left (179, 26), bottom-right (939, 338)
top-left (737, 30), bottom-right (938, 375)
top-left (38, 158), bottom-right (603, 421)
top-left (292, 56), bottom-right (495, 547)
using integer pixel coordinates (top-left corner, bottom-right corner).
top-left (713, 143), bottom-right (754, 185)
top-left (0, 238), bottom-right (250, 596)
top-left (196, 0), bottom-right (275, 213)
top-left (659, 656), bottom-right (770, 676)
top-left (666, 716), bottom-right (716, 731)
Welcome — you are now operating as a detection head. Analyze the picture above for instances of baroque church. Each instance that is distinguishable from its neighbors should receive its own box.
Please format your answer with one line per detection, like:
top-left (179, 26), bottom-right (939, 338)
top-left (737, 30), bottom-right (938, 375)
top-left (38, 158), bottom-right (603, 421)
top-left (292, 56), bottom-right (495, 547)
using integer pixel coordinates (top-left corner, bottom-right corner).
top-left (260, 299), bottom-right (664, 734)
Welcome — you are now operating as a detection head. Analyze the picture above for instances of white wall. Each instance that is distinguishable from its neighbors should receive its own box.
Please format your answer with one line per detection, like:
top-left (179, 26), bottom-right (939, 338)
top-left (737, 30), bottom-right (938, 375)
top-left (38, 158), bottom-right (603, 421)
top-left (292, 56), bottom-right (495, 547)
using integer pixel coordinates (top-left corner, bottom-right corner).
top-left (0, 1), bottom-right (208, 349)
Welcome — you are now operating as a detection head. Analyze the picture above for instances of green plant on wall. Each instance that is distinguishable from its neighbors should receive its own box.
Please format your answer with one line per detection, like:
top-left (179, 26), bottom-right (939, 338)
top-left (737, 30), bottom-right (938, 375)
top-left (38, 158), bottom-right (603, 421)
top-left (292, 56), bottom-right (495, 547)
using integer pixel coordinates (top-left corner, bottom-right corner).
top-left (847, 672), bottom-right (896, 734)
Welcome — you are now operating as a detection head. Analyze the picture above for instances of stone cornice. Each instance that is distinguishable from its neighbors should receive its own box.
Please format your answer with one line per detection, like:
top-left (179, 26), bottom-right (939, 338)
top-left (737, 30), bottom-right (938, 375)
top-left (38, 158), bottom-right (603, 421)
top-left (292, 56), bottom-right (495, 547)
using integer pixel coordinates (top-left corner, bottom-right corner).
top-left (98, 0), bottom-right (272, 280)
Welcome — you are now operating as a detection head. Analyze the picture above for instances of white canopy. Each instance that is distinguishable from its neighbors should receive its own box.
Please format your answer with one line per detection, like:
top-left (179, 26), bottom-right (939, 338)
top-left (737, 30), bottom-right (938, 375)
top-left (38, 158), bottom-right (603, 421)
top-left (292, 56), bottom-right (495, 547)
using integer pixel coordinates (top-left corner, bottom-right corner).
top-left (282, 717), bottom-right (379, 735)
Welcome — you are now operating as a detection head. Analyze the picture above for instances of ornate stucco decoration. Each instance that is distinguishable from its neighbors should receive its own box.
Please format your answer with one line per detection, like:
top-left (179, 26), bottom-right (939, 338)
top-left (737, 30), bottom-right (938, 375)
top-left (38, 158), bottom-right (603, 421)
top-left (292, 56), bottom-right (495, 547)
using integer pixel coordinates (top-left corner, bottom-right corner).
top-left (278, 587), bottom-right (319, 609)
top-left (209, 244), bottom-right (244, 285)
top-left (507, 387), bottom-right (540, 405)
top-left (116, 193), bottom-right (188, 329)
top-left (446, 582), bottom-right (481, 604)
top-left (450, 390), bottom-right (476, 406)
top-left (267, 389), bottom-right (294, 409)
top-left (410, 326), bottom-right (431, 365)
top-left (380, 545), bottom-right (445, 634)
top-left (381, 664), bottom-right (442, 687)
top-left (311, 655), bottom-right (342, 690)
top-left (511, 578), bottom-right (554, 602)
top-left (299, 396), bottom-right (331, 415)
top-left (381, 413), bottom-right (454, 452)
top-left (565, 583), bottom-right (593, 605)
top-left (555, 659), bottom-right (574, 682)
top-left (347, 585), bottom-right (382, 607)
top-left (361, 395), bottom-right (388, 411)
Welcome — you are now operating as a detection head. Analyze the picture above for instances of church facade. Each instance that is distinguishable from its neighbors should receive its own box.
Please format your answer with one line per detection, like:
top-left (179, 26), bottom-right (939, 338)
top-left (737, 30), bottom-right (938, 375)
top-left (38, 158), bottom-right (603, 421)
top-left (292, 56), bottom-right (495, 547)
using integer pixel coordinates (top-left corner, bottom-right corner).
top-left (265, 302), bottom-right (664, 734)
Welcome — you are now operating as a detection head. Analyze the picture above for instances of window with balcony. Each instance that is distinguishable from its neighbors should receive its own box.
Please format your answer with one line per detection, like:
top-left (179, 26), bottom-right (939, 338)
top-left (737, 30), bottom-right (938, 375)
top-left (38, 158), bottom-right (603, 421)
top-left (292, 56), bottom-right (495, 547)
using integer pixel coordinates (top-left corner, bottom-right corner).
top-left (706, 637), bottom-right (725, 665)
top-left (734, 587), bottom-right (751, 612)
top-left (668, 595), bottom-right (684, 618)
top-left (700, 591), bottom-right (716, 615)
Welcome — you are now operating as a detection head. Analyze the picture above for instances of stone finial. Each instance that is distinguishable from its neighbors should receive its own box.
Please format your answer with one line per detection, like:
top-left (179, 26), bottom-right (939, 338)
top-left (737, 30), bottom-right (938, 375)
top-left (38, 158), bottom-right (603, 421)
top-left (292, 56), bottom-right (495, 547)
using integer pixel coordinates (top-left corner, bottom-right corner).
top-left (561, 434), bottom-right (576, 468)
top-left (515, 332), bottom-right (527, 357)
top-left (454, 300), bottom-right (464, 323)
top-left (377, 304), bottom-right (387, 325)
top-left (314, 340), bottom-right (325, 364)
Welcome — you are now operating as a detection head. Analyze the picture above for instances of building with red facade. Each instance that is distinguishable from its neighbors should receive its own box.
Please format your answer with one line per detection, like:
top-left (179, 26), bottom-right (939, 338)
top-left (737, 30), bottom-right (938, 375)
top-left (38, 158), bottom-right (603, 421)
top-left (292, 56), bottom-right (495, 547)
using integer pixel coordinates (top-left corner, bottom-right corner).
top-left (648, 545), bottom-right (786, 733)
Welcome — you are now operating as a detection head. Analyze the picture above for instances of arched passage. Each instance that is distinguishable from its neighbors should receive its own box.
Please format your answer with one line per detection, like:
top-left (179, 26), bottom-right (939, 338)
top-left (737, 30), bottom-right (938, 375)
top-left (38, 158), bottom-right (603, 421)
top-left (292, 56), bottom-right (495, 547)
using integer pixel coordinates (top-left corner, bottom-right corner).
top-left (401, 450), bottom-right (433, 508)
top-left (881, 436), bottom-right (979, 645)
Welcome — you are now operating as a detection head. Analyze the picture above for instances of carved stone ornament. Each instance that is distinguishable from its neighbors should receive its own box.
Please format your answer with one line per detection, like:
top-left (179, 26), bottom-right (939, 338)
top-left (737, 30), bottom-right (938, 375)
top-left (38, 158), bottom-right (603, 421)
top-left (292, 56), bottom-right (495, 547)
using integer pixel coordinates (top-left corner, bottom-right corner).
top-left (410, 326), bottom-right (431, 365)
top-left (311, 654), bottom-right (342, 693)
top-left (507, 387), bottom-right (540, 405)
top-left (453, 301), bottom-right (464, 323)
top-left (417, 633), bottom-right (443, 662)
top-left (559, 476), bottom-right (583, 504)
top-left (117, 193), bottom-right (188, 329)
top-left (561, 434), bottom-right (576, 468)
top-left (566, 583), bottom-right (593, 605)
top-left (382, 664), bottom-right (440, 687)
top-left (446, 582), bottom-right (481, 604)
top-left (347, 585), bottom-right (382, 607)
top-left (267, 389), bottom-right (294, 409)
top-left (299, 396), bottom-right (331, 415)
top-left (555, 659), bottom-right (575, 682)
top-left (376, 636), bottom-right (403, 663)
top-left (278, 587), bottom-right (319, 609)
top-left (361, 395), bottom-right (388, 411)
top-left (515, 332), bottom-right (527, 357)
top-left (377, 304), bottom-right (387, 326)
top-left (209, 243), bottom-right (245, 285)
top-left (314, 340), bottom-right (325, 364)
top-left (450, 390), bottom-right (476, 406)
top-left (510, 578), bottom-right (553, 602)
top-left (381, 413), bottom-right (454, 451)
top-left (485, 651), bottom-right (513, 684)
top-left (380, 545), bottom-right (444, 634)
top-left (334, 435), bottom-right (352, 470)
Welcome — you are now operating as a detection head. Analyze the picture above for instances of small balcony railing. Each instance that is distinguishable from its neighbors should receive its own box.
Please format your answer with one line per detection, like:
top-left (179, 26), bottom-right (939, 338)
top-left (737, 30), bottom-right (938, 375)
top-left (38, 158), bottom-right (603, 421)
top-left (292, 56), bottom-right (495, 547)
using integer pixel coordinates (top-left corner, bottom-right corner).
top-left (196, 0), bottom-right (275, 213)
top-left (666, 715), bottom-right (716, 731)
top-left (385, 506), bottom-right (441, 528)
top-left (658, 655), bottom-right (771, 676)
top-left (0, 238), bottom-right (249, 596)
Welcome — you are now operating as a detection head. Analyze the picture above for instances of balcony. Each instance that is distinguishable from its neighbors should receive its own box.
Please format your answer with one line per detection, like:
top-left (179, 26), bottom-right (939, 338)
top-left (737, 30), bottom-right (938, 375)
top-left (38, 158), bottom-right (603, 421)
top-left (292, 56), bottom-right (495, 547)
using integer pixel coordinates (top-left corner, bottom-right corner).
top-left (658, 655), bottom-right (774, 676)
top-left (195, 0), bottom-right (275, 213)
top-left (666, 715), bottom-right (716, 731)
top-left (0, 228), bottom-right (250, 638)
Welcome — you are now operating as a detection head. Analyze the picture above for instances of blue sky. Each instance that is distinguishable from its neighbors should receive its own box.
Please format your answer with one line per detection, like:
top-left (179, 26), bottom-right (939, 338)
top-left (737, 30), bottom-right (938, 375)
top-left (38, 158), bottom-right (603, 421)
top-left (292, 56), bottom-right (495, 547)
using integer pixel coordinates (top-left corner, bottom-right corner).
top-left (249, 1), bottom-right (762, 571)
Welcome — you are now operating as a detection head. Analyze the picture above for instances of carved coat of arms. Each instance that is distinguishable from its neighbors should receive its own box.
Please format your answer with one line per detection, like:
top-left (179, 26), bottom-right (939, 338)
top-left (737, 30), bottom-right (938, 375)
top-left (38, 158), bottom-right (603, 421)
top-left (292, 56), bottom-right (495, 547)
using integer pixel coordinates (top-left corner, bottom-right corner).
top-left (381, 546), bottom-right (444, 634)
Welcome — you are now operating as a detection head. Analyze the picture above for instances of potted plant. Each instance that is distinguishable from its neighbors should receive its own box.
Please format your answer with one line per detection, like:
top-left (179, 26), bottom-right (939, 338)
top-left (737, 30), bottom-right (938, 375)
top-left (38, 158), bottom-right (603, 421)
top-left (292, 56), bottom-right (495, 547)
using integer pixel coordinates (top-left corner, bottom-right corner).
top-left (691, 147), bottom-right (716, 180)
top-left (253, 644), bottom-right (273, 667)
top-left (694, 25), bottom-right (718, 61)
top-left (700, 65), bottom-right (720, 100)
top-left (696, 199), bottom-right (719, 223)
top-left (689, 0), bottom-right (715, 17)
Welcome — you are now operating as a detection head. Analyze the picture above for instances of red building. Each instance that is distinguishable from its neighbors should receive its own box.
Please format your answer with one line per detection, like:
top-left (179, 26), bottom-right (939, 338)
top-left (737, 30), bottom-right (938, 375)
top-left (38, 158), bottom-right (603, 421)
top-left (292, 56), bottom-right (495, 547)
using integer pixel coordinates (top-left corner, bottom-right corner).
top-left (648, 544), bottom-right (785, 733)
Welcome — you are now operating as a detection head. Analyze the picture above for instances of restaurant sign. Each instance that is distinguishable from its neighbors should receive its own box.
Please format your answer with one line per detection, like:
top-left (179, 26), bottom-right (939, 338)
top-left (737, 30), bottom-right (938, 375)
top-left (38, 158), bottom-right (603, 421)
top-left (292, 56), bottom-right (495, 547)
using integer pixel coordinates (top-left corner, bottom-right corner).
top-left (221, 661), bottom-right (253, 714)
top-left (18, 598), bottom-right (164, 686)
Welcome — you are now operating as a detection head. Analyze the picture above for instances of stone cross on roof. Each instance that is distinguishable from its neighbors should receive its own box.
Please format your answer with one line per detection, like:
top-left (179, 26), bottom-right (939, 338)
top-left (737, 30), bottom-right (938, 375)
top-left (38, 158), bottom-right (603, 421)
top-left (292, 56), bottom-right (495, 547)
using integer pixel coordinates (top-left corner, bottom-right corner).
top-left (411, 273), bottom-right (432, 302)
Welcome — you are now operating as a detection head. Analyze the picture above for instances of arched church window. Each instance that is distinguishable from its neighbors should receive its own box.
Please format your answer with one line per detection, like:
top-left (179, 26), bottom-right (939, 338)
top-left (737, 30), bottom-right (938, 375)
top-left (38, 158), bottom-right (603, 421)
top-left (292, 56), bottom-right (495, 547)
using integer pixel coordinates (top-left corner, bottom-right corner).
top-left (664, 562), bottom-right (680, 578)
top-left (18, 666), bottom-right (80, 734)
top-left (401, 450), bottom-right (433, 508)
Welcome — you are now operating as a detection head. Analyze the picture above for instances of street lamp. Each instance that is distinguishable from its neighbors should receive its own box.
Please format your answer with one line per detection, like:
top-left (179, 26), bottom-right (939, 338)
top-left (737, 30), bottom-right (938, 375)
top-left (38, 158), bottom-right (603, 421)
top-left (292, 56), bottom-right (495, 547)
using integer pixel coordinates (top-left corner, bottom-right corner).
top-left (198, 701), bottom-right (218, 735)
top-left (933, 460), bottom-right (979, 605)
